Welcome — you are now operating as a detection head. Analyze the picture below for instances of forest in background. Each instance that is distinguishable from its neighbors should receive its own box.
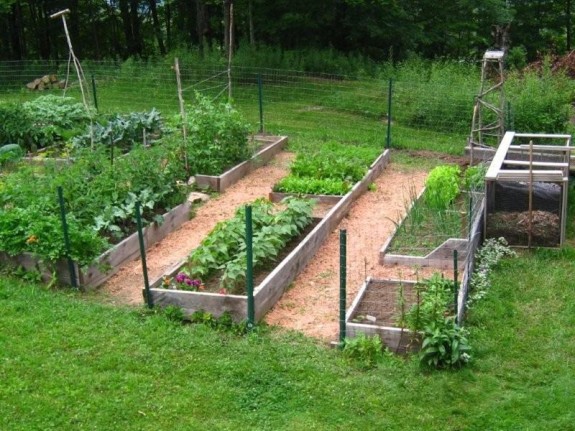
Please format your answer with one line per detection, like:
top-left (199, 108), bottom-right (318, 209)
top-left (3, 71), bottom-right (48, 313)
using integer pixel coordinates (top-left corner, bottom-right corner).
top-left (0, 0), bottom-right (573, 63)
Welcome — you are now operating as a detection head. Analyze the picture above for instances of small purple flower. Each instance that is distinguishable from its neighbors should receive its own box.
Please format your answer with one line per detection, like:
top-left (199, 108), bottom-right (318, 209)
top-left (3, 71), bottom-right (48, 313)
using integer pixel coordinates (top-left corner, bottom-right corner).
top-left (175, 273), bottom-right (186, 283)
top-left (185, 279), bottom-right (193, 286)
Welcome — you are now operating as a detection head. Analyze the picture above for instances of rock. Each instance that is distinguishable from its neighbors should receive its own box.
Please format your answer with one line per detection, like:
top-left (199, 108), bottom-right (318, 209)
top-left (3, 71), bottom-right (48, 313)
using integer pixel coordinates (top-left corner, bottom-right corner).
top-left (187, 176), bottom-right (196, 186)
top-left (187, 192), bottom-right (210, 204)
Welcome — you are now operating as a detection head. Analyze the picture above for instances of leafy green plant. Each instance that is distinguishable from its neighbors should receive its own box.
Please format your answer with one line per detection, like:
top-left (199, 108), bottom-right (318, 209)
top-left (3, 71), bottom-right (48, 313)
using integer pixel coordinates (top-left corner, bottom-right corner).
top-left (405, 274), bottom-right (454, 332)
top-left (183, 197), bottom-right (314, 293)
top-left (419, 317), bottom-right (471, 369)
top-left (0, 96), bottom-right (91, 151)
top-left (273, 176), bottom-right (350, 195)
top-left (424, 165), bottom-right (461, 210)
top-left (343, 333), bottom-right (385, 369)
top-left (467, 237), bottom-right (516, 307)
top-left (179, 93), bottom-right (251, 175)
top-left (72, 109), bottom-right (163, 150)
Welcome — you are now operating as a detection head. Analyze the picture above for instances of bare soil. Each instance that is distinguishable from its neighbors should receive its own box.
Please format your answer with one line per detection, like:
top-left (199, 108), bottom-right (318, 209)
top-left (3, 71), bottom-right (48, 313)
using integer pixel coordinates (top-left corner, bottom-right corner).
top-left (101, 151), bottom-right (438, 342)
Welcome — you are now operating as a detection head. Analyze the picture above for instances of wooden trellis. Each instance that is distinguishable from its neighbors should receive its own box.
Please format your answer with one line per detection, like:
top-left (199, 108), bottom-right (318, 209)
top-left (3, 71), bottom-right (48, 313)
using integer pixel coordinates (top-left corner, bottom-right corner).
top-left (469, 50), bottom-right (506, 163)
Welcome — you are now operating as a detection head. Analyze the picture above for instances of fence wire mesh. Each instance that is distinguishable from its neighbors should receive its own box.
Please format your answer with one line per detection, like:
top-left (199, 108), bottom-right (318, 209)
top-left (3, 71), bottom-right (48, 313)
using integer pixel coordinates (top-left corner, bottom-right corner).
top-left (0, 60), bottom-right (476, 153)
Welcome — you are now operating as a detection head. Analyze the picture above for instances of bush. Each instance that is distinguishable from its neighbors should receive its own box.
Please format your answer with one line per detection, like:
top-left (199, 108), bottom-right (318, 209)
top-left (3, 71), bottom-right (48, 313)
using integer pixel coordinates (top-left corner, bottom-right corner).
top-left (181, 93), bottom-right (251, 175)
top-left (506, 65), bottom-right (575, 134)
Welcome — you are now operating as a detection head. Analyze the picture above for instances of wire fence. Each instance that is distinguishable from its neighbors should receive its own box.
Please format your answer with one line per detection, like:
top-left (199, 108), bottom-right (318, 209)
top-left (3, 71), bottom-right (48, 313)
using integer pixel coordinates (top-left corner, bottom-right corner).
top-left (344, 191), bottom-right (486, 351)
top-left (0, 59), bottom-right (476, 153)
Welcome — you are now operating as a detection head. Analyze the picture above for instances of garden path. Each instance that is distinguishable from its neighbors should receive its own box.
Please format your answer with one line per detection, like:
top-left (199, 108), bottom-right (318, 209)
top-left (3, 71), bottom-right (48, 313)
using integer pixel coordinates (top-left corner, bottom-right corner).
top-left (101, 152), bottom-right (434, 342)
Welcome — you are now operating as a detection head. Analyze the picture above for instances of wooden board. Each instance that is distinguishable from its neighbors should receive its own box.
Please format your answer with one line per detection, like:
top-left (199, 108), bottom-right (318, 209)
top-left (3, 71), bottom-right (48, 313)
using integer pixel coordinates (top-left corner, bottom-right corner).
top-left (345, 278), bottom-right (420, 354)
top-left (194, 135), bottom-right (288, 192)
top-left (268, 192), bottom-right (343, 205)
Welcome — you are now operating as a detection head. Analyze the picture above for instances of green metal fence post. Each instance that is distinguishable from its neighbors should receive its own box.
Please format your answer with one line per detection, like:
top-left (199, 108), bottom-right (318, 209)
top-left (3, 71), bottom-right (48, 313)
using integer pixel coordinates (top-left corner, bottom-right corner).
top-left (453, 249), bottom-right (459, 322)
top-left (258, 74), bottom-right (264, 133)
top-left (91, 74), bottom-right (98, 112)
top-left (246, 205), bottom-right (255, 328)
top-left (386, 78), bottom-right (393, 149)
top-left (136, 201), bottom-right (153, 308)
top-left (339, 229), bottom-right (347, 348)
top-left (57, 186), bottom-right (78, 288)
top-left (110, 137), bottom-right (114, 166)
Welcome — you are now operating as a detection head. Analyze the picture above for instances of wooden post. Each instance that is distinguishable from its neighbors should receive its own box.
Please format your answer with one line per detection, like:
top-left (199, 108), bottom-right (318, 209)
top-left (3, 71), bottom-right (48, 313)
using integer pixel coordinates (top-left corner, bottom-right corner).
top-left (227, 3), bottom-right (234, 102)
top-left (174, 58), bottom-right (189, 175)
top-left (528, 140), bottom-right (534, 249)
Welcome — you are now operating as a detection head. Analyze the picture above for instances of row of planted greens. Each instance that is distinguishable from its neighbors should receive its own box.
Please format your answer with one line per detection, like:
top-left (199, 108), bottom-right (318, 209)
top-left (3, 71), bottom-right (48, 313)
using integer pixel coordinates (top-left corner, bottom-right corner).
top-left (388, 163), bottom-right (487, 256)
top-left (273, 141), bottom-right (381, 195)
top-left (163, 197), bottom-right (315, 295)
top-left (0, 94), bottom-right (253, 267)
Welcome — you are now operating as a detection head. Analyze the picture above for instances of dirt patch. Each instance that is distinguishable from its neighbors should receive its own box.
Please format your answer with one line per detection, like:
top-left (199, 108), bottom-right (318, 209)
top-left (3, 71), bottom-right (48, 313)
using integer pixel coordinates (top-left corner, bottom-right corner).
top-left (404, 150), bottom-right (469, 168)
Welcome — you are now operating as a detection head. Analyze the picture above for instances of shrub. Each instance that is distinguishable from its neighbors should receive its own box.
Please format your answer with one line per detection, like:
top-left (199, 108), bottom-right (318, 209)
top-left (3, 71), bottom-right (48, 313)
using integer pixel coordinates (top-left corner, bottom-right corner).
top-left (181, 93), bottom-right (251, 175)
top-left (506, 65), bottom-right (575, 134)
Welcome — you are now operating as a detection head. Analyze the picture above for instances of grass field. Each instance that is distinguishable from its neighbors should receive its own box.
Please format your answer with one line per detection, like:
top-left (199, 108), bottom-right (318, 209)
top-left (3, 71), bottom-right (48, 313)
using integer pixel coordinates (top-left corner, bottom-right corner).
top-left (1, 246), bottom-right (574, 430)
top-left (1, 62), bottom-right (575, 430)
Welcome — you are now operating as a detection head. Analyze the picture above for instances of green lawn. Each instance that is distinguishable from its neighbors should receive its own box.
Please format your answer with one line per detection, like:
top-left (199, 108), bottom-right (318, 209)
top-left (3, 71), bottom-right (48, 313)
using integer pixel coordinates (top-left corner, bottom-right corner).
top-left (1, 244), bottom-right (575, 430)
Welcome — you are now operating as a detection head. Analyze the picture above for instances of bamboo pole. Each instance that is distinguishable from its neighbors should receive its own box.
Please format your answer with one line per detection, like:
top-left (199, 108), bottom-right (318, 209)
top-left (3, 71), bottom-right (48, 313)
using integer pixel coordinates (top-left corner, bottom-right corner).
top-left (227, 3), bottom-right (234, 102)
top-left (528, 140), bottom-right (534, 249)
top-left (174, 58), bottom-right (189, 175)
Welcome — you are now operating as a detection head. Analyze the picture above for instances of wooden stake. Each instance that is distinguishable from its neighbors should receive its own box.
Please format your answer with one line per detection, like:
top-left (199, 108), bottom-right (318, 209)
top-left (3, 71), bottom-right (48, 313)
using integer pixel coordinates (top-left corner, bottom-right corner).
top-left (528, 139), bottom-right (534, 249)
top-left (227, 2), bottom-right (234, 102)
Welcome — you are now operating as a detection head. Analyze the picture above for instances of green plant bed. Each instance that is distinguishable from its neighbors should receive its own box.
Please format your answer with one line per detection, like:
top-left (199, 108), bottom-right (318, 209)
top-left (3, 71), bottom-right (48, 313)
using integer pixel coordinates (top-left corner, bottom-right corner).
top-left (386, 191), bottom-right (471, 257)
top-left (272, 141), bottom-right (381, 196)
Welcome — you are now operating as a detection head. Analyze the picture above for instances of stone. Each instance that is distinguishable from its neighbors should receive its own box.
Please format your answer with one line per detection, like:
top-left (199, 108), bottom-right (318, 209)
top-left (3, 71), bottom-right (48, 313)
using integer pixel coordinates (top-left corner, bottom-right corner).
top-left (187, 192), bottom-right (210, 204)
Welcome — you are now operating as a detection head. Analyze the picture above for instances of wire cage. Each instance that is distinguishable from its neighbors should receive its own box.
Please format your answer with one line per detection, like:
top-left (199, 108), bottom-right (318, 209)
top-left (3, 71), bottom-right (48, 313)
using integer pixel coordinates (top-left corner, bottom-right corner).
top-left (485, 132), bottom-right (572, 247)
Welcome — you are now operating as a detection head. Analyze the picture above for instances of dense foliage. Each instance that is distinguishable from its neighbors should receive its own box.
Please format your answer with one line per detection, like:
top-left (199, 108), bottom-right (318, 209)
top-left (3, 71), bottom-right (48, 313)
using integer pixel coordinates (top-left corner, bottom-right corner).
top-left (0, 96), bottom-right (90, 152)
top-left (180, 197), bottom-right (314, 293)
top-left (0, 95), bottom-right (253, 267)
top-left (424, 165), bottom-right (461, 211)
top-left (1, 1), bottom-right (572, 63)
top-left (273, 142), bottom-right (380, 196)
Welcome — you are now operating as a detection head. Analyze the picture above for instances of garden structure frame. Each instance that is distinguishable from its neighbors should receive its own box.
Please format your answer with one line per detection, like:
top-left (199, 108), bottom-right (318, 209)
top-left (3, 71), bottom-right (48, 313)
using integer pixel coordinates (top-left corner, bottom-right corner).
top-left (485, 131), bottom-right (572, 247)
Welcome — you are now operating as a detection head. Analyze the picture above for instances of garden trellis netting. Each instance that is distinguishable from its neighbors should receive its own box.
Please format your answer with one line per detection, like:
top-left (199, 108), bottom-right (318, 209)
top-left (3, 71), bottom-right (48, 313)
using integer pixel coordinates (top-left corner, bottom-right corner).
top-left (0, 59), bottom-right (477, 152)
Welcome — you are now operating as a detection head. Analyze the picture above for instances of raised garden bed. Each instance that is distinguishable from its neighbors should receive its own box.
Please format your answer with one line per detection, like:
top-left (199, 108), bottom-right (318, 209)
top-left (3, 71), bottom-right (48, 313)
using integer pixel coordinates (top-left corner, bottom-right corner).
top-left (147, 149), bottom-right (391, 321)
top-left (346, 278), bottom-right (420, 354)
top-left (0, 201), bottom-right (192, 289)
top-left (194, 134), bottom-right (287, 192)
top-left (380, 163), bottom-right (486, 270)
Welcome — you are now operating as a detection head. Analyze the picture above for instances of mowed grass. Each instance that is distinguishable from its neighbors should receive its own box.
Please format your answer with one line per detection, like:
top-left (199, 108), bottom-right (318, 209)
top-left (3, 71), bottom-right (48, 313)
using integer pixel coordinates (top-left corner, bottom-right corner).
top-left (2, 243), bottom-right (575, 430)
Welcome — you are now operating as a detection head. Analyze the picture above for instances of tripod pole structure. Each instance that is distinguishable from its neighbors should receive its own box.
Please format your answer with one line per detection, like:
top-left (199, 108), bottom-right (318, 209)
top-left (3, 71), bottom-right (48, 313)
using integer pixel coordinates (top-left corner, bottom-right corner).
top-left (50, 9), bottom-right (90, 111)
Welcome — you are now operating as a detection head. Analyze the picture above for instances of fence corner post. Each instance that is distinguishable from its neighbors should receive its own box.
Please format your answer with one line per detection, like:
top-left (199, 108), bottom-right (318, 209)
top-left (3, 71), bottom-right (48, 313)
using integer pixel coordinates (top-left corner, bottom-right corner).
top-left (385, 78), bottom-right (393, 149)
top-left (246, 205), bottom-right (255, 329)
top-left (339, 229), bottom-right (347, 348)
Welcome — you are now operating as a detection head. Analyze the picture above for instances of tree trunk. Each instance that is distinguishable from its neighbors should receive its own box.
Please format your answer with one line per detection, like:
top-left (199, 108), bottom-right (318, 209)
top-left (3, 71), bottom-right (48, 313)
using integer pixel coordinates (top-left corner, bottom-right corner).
top-left (129, 0), bottom-right (143, 56)
top-left (149, 0), bottom-right (166, 55)
top-left (9, 1), bottom-right (25, 60)
top-left (567, 0), bottom-right (572, 52)
top-left (196, 0), bottom-right (207, 54)
top-left (119, 0), bottom-right (135, 56)
top-left (248, 0), bottom-right (255, 46)
top-left (69, 0), bottom-right (81, 57)
top-left (165, 0), bottom-right (172, 51)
